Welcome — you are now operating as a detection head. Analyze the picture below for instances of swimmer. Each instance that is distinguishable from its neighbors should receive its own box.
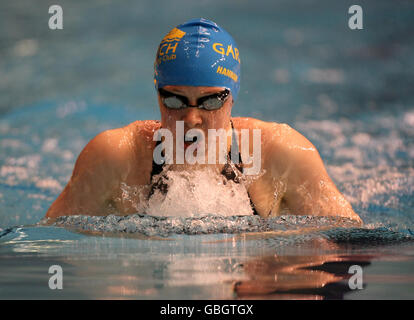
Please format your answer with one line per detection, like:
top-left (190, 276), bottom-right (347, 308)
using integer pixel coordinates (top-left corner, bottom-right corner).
top-left (45, 18), bottom-right (362, 223)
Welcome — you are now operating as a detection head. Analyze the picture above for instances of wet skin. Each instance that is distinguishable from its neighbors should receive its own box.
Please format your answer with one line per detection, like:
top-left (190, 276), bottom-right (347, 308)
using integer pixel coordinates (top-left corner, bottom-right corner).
top-left (45, 85), bottom-right (362, 223)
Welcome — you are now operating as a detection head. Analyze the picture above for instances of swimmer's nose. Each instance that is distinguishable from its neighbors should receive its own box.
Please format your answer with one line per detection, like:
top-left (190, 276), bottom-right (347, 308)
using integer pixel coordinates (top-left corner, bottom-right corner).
top-left (181, 108), bottom-right (203, 128)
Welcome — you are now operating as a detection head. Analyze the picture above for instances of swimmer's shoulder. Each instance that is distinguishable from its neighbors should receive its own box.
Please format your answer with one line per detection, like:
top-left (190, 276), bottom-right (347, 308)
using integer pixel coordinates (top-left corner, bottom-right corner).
top-left (231, 117), bottom-right (291, 133)
top-left (125, 119), bottom-right (162, 149)
top-left (231, 117), bottom-right (317, 164)
top-left (231, 116), bottom-right (301, 147)
top-left (79, 120), bottom-right (161, 173)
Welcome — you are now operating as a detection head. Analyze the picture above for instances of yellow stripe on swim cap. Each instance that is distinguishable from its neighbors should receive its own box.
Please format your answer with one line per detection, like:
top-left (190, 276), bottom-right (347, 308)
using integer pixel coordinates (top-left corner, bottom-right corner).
top-left (161, 28), bottom-right (186, 43)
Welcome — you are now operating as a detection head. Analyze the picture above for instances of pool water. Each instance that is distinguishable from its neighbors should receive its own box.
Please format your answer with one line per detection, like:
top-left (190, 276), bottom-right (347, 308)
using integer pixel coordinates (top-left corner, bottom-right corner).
top-left (1, 223), bottom-right (414, 299)
top-left (1, 0), bottom-right (414, 299)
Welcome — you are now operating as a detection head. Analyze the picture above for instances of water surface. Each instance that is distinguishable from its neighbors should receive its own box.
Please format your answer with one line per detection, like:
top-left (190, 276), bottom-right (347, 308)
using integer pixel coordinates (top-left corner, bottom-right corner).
top-left (1, 0), bottom-right (414, 299)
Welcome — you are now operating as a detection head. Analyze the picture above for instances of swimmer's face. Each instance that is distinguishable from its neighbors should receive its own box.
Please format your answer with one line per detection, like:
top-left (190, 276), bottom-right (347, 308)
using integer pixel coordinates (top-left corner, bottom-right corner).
top-left (158, 85), bottom-right (233, 136)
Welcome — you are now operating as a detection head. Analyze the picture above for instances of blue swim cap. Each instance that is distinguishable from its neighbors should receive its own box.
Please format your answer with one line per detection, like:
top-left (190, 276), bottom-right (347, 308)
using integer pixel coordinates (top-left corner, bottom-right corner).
top-left (154, 18), bottom-right (241, 101)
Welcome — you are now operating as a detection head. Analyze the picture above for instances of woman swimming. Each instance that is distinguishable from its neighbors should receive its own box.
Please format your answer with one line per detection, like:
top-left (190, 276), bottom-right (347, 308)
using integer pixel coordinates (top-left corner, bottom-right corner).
top-left (45, 18), bottom-right (361, 223)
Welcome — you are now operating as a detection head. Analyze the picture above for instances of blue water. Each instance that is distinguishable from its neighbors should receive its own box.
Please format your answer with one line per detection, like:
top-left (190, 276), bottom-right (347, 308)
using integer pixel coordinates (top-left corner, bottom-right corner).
top-left (1, 0), bottom-right (414, 299)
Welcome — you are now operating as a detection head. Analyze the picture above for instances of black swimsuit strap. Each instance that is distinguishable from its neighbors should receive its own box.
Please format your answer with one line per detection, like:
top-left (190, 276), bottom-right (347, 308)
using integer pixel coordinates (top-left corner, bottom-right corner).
top-left (228, 120), bottom-right (259, 216)
top-left (149, 120), bottom-right (258, 215)
top-left (229, 119), bottom-right (243, 170)
top-left (150, 139), bottom-right (165, 178)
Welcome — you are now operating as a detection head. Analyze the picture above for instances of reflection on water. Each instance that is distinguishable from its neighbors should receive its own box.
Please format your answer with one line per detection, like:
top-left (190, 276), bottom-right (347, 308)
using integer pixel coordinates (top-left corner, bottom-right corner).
top-left (62, 252), bottom-right (374, 300)
top-left (234, 251), bottom-right (372, 300)
top-left (2, 226), bottom-right (414, 299)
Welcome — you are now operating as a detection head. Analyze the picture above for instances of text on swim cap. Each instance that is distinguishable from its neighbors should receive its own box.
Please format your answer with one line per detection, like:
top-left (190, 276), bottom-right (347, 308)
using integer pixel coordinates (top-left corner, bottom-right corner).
top-left (212, 43), bottom-right (240, 63)
top-left (156, 28), bottom-right (186, 64)
top-left (159, 42), bottom-right (178, 56)
top-left (216, 66), bottom-right (238, 83)
top-left (157, 43), bottom-right (178, 63)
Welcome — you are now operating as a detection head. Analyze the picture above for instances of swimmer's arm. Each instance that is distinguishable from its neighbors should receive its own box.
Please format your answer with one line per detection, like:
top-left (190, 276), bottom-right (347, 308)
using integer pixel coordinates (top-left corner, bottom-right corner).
top-left (45, 130), bottom-right (125, 218)
top-left (269, 125), bottom-right (362, 223)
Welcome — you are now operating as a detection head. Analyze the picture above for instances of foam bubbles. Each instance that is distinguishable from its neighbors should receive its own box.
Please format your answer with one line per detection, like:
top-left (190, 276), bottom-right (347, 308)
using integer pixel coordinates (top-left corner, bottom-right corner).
top-left (48, 214), bottom-right (358, 237)
top-left (146, 168), bottom-right (254, 217)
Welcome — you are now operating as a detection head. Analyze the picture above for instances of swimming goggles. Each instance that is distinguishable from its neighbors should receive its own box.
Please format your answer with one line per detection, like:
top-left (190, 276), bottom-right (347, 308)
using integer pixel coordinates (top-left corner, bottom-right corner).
top-left (158, 88), bottom-right (230, 111)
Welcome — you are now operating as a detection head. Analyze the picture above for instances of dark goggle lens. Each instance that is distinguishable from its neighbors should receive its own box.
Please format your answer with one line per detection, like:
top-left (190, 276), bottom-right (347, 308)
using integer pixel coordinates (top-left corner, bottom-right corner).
top-left (200, 97), bottom-right (225, 110)
top-left (201, 89), bottom-right (230, 110)
top-left (159, 89), bottom-right (230, 110)
top-left (163, 96), bottom-right (186, 109)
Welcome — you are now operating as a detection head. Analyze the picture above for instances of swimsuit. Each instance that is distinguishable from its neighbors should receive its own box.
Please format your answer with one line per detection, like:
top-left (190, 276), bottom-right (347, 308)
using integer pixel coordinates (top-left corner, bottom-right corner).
top-left (148, 120), bottom-right (258, 215)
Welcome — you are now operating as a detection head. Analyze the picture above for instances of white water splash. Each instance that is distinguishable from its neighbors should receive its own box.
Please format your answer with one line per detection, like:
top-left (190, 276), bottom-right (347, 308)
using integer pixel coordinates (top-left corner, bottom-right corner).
top-left (146, 168), bottom-right (254, 217)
